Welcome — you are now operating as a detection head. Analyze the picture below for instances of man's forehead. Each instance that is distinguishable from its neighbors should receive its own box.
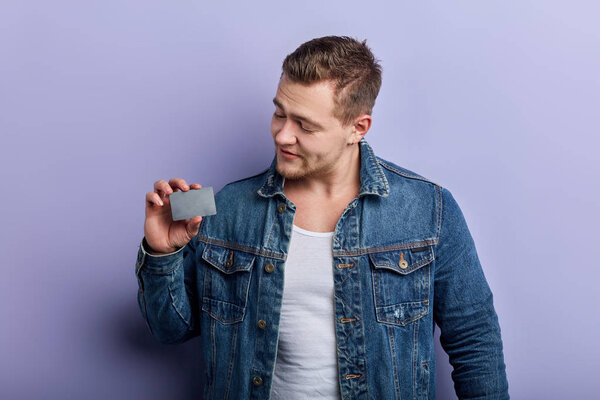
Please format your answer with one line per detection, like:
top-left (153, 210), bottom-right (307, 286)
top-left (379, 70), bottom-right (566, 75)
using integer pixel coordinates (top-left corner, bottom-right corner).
top-left (274, 77), bottom-right (335, 119)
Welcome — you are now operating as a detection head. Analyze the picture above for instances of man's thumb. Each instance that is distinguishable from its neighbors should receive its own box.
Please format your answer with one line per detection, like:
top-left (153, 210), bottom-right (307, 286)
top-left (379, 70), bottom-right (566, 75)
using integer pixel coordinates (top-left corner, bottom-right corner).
top-left (187, 216), bottom-right (203, 236)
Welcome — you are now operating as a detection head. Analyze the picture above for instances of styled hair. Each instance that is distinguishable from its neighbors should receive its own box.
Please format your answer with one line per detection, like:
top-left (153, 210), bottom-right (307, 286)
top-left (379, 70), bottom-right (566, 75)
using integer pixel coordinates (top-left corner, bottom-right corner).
top-left (281, 35), bottom-right (383, 127)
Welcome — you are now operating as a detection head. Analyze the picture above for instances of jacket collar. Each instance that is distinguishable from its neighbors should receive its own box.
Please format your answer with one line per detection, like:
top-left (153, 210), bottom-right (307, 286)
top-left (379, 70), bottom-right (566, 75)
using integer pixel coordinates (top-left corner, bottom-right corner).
top-left (257, 138), bottom-right (389, 199)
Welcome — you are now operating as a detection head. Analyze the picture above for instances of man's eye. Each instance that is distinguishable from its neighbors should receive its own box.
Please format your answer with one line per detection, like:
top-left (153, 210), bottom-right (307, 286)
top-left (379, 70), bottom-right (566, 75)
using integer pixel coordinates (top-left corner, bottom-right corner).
top-left (274, 112), bottom-right (313, 132)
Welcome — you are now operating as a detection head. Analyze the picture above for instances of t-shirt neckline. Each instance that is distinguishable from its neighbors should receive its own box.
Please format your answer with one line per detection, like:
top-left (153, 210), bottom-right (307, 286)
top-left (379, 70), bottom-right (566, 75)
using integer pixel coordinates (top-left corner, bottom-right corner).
top-left (292, 224), bottom-right (334, 237)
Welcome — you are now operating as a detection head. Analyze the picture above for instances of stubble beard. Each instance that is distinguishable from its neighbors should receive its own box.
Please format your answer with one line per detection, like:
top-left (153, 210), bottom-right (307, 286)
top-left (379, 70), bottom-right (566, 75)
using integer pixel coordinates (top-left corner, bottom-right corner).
top-left (276, 154), bottom-right (338, 182)
top-left (276, 158), bottom-right (311, 181)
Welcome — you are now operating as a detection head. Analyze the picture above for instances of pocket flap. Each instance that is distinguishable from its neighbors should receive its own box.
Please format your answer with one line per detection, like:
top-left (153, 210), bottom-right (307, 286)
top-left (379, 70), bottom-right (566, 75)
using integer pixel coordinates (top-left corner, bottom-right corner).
top-left (369, 244), bottom-right (434, 275)
top-left (202, 244), bottom-right (255, 274)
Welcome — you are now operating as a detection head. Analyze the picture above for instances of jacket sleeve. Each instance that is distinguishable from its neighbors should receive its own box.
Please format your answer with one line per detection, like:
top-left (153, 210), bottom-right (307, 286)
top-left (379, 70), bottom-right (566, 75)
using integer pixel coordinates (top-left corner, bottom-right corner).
top-left (433, 187), bottom-right (509, 399)
top-left (134, 234), bottom-right (202, 344)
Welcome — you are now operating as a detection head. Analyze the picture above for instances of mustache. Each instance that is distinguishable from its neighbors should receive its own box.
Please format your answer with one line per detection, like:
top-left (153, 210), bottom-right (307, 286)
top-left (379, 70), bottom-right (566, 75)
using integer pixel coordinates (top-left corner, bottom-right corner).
top-left (278, 146), bottom-right (302, 157)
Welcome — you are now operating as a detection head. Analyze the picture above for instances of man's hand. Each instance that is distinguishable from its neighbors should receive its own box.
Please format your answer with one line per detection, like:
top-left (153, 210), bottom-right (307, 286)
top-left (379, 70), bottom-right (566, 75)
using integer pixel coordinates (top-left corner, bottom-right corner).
top-left (144, 178), bottom-right (203, 254)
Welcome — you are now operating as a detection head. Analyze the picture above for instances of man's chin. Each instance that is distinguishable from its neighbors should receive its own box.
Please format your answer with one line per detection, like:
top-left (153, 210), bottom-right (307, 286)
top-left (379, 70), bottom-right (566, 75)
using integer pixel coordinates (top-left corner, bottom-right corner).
top-left (276, 163), bottom-right (305, 180)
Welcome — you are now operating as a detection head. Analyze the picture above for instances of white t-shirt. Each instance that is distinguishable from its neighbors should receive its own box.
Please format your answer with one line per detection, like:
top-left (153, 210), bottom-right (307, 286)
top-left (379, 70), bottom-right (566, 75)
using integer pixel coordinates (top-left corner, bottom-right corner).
top-left (270, 225), bottom-right (340, 399)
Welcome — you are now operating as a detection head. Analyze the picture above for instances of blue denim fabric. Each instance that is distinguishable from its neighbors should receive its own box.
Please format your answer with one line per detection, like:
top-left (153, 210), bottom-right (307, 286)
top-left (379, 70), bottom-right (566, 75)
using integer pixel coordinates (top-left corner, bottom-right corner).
top-left (135, 139), bottom-right (509, 399)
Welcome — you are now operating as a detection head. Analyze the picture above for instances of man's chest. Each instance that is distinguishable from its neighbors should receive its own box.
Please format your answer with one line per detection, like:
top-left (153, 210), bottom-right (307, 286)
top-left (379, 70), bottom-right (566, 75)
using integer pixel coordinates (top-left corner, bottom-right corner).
top-left (288, 195), bottom-right (357, 232)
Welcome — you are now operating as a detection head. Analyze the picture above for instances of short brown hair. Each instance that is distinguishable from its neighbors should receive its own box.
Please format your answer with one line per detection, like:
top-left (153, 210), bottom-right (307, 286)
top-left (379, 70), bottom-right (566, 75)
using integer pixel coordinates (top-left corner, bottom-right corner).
top-left (281, 35), bottom-right (383, 127)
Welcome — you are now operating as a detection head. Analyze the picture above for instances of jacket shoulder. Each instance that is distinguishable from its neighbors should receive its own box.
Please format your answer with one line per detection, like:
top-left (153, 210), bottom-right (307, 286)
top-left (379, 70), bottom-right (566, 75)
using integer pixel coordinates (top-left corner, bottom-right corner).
top-left (198, 166), bottom-right (271, 249)
top-left (376, 156), bottom-right (443, 189)
top-left (360, 155), bottom-right (445, 245)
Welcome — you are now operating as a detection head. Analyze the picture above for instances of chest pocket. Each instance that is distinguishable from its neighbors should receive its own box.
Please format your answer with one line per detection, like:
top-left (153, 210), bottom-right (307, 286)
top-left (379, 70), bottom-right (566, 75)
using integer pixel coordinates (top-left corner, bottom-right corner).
top-left (369, 245), bottom-right (434, 326)
top-left (201, 244), bottom-right (255, 324)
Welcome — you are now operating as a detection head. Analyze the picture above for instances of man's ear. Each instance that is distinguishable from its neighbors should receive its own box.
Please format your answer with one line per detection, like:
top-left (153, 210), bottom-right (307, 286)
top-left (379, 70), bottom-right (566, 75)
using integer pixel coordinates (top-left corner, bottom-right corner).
top-left (348, 114), bottom-right (372, 144)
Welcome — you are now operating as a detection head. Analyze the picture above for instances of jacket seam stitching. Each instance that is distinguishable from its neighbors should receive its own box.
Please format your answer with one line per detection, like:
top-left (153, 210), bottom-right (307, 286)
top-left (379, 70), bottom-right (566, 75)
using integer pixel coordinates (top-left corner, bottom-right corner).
top-left (204, 251), bottom-right (254, 273)
top-left (168, 276), bottom-right (190, 328)
top-left (199, 239), bottom-right (439, 258)
top-left (210, 318), bottom-right (216, 400)
top-left (198, 236), bottom-right (286, 260)
top-left (387, 325), bottom-right (401, 399)
top-left (412, 318), bottom-right (419, 400)
top-left (435, 185), bottom-right (443, 240)
top-left (251, 255), bottom-right (265, 388)
top-left (333, 240), bottom-right (438, 257)
top-left (223, 322), bottom-right (238, 400)
top-left (371, 249), bottom-right (434, 275)
top-left (378, 159), bottom-right (441, 186)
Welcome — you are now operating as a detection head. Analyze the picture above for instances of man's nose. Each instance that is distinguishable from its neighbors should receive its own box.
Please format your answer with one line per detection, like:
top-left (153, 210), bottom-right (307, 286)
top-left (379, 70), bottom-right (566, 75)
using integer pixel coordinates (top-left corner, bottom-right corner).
top-left (274, 120), bottom-right (297, 145)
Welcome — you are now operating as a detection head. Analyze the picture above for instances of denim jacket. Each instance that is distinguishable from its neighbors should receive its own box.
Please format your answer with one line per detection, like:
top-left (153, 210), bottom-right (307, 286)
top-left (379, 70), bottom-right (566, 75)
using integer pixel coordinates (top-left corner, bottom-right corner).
top-left (135, 139), bottom-right (509, 400)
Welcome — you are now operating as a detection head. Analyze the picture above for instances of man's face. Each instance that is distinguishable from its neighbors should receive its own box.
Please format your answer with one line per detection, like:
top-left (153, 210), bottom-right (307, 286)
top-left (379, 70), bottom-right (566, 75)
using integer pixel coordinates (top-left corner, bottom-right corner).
top-left (270, 75), bottom-right (354, 181)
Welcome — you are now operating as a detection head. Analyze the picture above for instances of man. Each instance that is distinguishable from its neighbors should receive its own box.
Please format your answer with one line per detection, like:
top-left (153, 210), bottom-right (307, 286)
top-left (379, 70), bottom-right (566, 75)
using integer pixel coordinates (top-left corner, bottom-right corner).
top-left (135, 36), bottom-right (509, 399)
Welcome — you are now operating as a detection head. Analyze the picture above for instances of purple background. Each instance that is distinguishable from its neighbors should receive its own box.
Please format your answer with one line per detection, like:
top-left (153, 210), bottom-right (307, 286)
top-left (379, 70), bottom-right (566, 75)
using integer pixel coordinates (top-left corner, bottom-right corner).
top-left (1, 1), bottom-right (599, 399)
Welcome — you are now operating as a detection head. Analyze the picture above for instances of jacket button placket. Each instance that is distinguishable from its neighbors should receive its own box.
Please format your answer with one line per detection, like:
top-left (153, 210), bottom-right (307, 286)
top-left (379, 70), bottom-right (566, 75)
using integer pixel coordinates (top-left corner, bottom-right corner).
top-left (250, 200), bottom-right (293, 400)
top-left (332, 206), bottom-right (369, 399)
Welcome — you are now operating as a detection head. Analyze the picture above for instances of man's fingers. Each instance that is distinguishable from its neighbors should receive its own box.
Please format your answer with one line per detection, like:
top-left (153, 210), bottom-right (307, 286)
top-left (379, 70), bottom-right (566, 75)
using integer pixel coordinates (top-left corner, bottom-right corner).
top-left (153, 178), bottom-right (192, 199)
top-left (152, 178), bottom-right (202, 206)
top-left (146, 191), bottom-right (164, 206)
top-left (153, 179), bottom-right (174, 198)
top-left (168, 177), bottom-right (190, 192)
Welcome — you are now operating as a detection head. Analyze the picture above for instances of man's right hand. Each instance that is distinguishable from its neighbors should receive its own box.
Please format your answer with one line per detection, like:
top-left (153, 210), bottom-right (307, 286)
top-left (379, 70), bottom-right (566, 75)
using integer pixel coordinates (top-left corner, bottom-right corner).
top-left (144, 178), bottom-right (204, 254)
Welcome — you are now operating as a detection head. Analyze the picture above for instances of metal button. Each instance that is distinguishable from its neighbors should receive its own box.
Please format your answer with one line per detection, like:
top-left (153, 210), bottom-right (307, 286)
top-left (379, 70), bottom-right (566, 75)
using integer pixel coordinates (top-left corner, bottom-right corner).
top-left (225, 252), bottom-right (234, 268)
top-left (398, 252), bottom-right (408, 269)
top-left (253, 376), bottom-right (263, 386)
top-left (264, 263), bottom-right (275, 273)
top-left (277, 204), bottom-right (286, 213)
top-left (257, 319), bottom-right (267, 329)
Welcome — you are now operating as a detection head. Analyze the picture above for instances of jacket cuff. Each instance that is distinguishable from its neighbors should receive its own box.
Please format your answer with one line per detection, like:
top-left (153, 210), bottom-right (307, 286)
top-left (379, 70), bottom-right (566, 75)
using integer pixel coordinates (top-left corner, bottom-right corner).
top-left (135, 237), bottom-right (185, 276)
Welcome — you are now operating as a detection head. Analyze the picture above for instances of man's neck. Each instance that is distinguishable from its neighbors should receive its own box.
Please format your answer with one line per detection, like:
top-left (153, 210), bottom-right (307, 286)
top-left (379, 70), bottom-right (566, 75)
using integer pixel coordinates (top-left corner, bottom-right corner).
top-left (282, 145), bottom-right (362, 232)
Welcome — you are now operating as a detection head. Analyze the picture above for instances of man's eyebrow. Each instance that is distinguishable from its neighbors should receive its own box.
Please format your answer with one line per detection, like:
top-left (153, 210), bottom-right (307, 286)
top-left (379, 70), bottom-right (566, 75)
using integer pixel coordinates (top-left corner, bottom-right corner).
top-left (272, 97), bottom-right (324, 129)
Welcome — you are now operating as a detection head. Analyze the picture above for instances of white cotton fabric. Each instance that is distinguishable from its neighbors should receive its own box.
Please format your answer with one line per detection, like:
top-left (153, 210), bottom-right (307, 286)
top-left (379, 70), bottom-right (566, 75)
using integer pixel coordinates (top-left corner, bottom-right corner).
top-left (270, 225), bottom-right (341, 399)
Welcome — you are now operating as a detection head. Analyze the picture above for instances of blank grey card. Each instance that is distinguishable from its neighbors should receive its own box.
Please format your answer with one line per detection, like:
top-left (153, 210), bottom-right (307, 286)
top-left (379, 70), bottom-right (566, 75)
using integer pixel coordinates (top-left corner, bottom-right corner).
top-left (169, 187), bottom-right (217, 221)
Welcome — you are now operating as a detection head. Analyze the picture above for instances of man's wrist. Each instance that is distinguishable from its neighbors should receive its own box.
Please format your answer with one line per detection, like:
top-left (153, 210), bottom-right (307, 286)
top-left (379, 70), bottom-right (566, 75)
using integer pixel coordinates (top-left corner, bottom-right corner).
top-left (142, 237), bottom-right (182, 256)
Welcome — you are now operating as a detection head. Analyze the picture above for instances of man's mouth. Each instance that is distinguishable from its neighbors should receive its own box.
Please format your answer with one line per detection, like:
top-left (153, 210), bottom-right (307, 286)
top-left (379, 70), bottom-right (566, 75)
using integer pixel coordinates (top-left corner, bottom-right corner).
top-left (279, 148), bottom-right (300, 159)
